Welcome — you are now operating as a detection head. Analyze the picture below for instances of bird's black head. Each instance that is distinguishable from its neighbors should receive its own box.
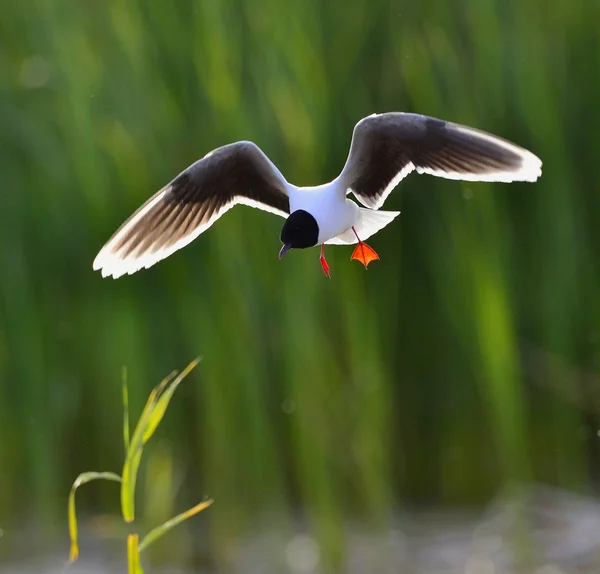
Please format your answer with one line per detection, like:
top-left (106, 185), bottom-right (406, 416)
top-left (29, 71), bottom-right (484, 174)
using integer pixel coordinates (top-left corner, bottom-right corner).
top-left (278, 209), bottom-right (319, 259)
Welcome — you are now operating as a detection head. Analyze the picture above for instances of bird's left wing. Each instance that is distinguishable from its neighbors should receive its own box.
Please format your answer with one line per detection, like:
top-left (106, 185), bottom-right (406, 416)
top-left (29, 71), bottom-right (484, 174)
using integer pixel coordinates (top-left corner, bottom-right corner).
top-left (93, 141), bottom-right (290, 278)
top-left (339, 112), bottom-right (542, 209)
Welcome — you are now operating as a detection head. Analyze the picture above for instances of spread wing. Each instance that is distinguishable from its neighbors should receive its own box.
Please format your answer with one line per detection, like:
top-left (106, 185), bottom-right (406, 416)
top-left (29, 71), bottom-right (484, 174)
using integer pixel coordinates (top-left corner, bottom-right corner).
top-left (339, 112), bottom-right (542, 209)
top-left (93, 141), bottom-right (290, 278)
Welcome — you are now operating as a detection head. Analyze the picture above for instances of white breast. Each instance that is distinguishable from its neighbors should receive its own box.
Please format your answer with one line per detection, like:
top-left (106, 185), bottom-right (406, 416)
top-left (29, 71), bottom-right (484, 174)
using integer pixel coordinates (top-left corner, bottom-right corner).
top-left (288, 181), bottom-right (359, 244)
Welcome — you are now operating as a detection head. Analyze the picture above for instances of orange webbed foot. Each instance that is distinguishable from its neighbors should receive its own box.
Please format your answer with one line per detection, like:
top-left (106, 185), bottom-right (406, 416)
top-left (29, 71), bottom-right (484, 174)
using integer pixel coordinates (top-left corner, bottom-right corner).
top-left (351, 242), bottom-right (379, 269)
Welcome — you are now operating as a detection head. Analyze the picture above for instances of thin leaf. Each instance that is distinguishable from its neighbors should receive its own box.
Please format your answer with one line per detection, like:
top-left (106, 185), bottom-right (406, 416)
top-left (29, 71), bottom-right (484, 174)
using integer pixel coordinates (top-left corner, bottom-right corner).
top-left (121, 359), bottom-right (199, 522)
top-left (122, 447), bottom-right (144, 523)
top-left (68, 472), bottom-right (121, 563)
top-left (122, 366), bottom-right (130, 454)
top-left (127, 533), bottom-right (144, 574)
top-left (121, 371), bottom-right (176, 522)
top-left (138, 498), bottom-right (213, 553)
top-left (142, 358), bottom-right (201, 443)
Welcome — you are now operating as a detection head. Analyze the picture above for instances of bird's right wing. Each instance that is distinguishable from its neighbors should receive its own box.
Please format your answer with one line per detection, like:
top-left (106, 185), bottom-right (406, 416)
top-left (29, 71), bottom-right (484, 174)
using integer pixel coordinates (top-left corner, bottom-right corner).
top-left (93, 141), bottom-right (290, 278)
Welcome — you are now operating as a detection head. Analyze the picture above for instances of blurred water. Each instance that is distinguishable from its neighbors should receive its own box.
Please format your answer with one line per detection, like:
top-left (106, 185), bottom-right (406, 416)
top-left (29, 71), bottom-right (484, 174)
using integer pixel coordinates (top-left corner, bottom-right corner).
top-left (4, 485), bottom-right (600, 574)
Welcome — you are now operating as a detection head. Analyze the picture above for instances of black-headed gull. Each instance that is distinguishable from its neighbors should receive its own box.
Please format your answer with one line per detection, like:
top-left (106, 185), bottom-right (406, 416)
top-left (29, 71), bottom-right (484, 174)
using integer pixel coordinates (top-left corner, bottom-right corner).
top-left (93, 112), bottom-right (542, 279)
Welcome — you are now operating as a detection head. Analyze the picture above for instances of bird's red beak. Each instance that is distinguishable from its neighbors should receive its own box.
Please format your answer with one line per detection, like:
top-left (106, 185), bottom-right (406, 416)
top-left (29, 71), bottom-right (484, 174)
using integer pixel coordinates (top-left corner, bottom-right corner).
top-left (278, 243), bottom-right (292, 260)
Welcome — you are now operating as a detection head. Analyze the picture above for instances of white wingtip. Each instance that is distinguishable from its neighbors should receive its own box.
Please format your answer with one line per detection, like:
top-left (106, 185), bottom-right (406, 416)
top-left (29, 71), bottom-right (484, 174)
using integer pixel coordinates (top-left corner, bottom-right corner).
top-left (419, 124), bottom-right (543, 184)
top-left (92, 194), bottom-right (288, 279)
top-left (515, 149), bottom-right (543, 182)
top-left (92, 188), bottom-right (170, 279)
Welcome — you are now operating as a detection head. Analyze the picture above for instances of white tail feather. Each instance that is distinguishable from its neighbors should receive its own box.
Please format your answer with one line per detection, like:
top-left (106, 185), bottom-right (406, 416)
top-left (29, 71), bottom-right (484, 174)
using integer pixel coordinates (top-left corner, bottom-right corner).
top-left (325, 208), bottom-right (400, 245)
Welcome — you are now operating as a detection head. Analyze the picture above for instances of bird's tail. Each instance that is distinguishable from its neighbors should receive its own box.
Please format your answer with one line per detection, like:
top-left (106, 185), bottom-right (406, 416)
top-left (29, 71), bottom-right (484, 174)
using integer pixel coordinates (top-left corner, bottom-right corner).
top-left (325, 208), bottom-right (401, 245)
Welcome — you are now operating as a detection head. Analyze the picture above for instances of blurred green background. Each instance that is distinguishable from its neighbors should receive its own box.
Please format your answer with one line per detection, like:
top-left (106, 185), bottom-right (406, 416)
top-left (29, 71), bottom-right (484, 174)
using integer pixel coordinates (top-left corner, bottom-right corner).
top-left (2, 0), bottom-right (600, 571)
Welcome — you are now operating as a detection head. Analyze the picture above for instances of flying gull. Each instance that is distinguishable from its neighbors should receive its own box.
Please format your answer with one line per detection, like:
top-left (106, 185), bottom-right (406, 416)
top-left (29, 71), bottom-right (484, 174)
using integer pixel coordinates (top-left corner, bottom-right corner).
top-left (93, 112), bottom-right (542, 279)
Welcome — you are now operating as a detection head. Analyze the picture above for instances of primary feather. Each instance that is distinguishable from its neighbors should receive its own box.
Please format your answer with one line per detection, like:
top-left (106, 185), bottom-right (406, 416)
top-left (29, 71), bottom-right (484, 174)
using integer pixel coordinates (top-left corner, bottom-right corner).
top-left (340, 112), bottom-right (542, 209)
top-left (93, 141), bottom-right (289, 278)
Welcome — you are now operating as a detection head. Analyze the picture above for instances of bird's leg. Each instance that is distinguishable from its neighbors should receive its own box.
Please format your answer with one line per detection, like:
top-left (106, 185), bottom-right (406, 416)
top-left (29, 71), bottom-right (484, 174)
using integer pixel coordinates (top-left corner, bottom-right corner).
top-left (350, 227), bottom-right (380, 269)
top-left (320, 244), bottom-right (331, 278)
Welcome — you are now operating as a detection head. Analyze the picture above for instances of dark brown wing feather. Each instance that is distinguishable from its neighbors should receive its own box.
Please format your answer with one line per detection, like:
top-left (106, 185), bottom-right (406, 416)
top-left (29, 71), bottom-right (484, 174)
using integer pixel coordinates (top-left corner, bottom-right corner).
top-left (93, 141), bottom-right (289, 278)
top-left (341, 113), bottom-right (542, 209)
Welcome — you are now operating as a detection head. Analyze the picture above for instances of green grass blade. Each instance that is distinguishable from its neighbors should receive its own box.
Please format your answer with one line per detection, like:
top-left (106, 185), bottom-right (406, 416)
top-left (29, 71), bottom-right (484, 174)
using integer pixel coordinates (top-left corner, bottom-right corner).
top-left (122, 366), bottom-right (130, 455)
top-left (68, 471), bottom-right (122, 563)
top-left (121, 360), bottom-right (199, 522)
top-left (121, 372), bottom-right (175, 522)
top-left (138, 498), bottom-right (213, 553)
top-left (141, 358), bottom-right (201, 444)
top-left (127, 534), bottom-right (144, 574)
top-left (122, 448), bottom-right (144, 523)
